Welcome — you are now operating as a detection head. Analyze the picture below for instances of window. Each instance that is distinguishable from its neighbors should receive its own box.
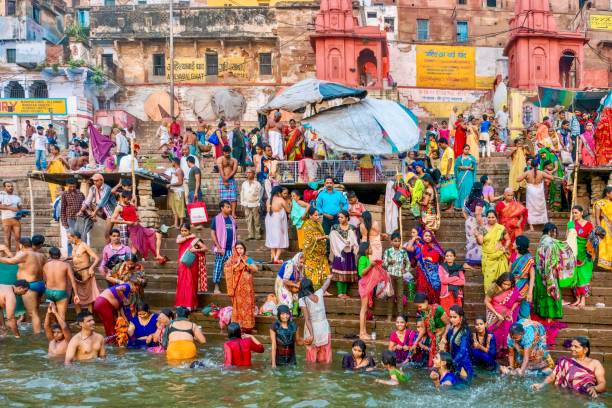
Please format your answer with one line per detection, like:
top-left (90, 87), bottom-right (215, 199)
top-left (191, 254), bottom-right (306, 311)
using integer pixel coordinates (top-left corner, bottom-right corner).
top-left (7, 0), bottom-right (16, 16)
top-left (29, 81), bottom-right (48, 98)
top-left (458, 0), bottom-right (466, 4)
top-left (259, 53), bottom-right (272, 75)
top-left (138, 0), bottom-right (147, 4)
top-left (486, 0), bottom-right (496, 6)
top-left (456, 21), bottom-right (468, 42)
top-left (33, 5), bottom-right (41, 24)
top-left (384, 17), bottom-right (395, 32)
top-left (153, 53), bottom-right (165, 76)
top-left (5, 81), bottom-right (25, 98)
top-left (206, 53), bottom-right (218, 76)
top-left (102, 54), bottom-right (114, 69)
top-left (367, 12), bottom-right (377, 19)
top-left (417, 19), bottom-right (429, 41)
top-left (76, 10), bottom-right (90, 28)
top-left (6, 49), bottom-right (16, 64)
top-left (104, 0), bottom-right (116, 6)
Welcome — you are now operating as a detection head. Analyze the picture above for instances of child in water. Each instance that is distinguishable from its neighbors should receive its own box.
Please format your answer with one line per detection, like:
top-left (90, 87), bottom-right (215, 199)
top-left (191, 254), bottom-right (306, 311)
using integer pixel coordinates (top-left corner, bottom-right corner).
top-left (376, 350), bottom-right (408, 386)
top-left (430, 352), bottom-right (457, 388)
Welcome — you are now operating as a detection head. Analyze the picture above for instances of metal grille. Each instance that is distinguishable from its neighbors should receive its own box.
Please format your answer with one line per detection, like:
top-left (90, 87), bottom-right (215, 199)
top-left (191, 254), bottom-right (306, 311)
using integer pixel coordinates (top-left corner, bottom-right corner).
top-left (275, 160), bottom-right (395, 184)
top-left (5, 81), bottom-right (24, 98)
top-left (29, 81), bottom-right (48, 98)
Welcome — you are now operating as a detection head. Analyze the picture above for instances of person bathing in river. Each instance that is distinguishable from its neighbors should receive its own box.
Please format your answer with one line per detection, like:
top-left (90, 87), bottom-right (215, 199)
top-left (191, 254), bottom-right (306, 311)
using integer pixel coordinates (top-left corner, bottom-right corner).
top-left (64, 310), bottom-right (106, 365)
top-left (223, 322), bottom-right (264, 367)
top-left (430, 352), bottom-right (458, 388)
top-left (342, 339), bottom-right (376, 371)
top-left (470, 316), bottom-right (497, 370)
top-left (0, 280), bottom-right (29, 337)
top-left (43, 247), bottom-right (79, 322)
top-left (376, 350), bottom-right (408, 386)
top-left (44, 302), bottom-right (72, 357)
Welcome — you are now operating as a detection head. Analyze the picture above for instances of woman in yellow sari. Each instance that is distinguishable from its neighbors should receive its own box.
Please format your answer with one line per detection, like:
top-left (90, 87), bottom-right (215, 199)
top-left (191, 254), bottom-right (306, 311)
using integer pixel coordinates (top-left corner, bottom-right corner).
top-left (47, 144), bottom-right (69, 202)
top-left (466, 116), bottom-right (480, 164)
top-left (594, 186), bottom-right (612, 270)
top-left (476, 210), bottom-right (510, 292)
top-left (302, 207), bottom-right (330, 289)
top-left (506, 137), bottom-right (528, 193)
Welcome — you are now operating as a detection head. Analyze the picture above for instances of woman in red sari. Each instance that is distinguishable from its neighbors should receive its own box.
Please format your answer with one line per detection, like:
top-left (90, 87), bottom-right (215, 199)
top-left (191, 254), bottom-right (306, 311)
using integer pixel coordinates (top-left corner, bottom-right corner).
top-left (175, 223), bottom-right (207, 310)
top-left (284, 119), bottom-right (304, 161)
top-left (224, 241), bottom-right (258, 333)
top-left (405, 228), bottom-right (444, 304)
top-left (453, 114), bottom-right (467, 159)
top-left (594, 107), bottom-right (612, 166)
top-left (495, 188), bottom-right (528, 261)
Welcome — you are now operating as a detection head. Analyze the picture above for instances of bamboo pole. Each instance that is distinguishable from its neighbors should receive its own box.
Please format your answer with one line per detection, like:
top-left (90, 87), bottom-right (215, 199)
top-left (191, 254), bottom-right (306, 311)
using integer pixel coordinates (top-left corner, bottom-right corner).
top-left (28, 176), bottom-right (34, 236)
top-left (571, 136), bottom-right (581, 210)
top-left (130, 136), bottom-right (136, 201)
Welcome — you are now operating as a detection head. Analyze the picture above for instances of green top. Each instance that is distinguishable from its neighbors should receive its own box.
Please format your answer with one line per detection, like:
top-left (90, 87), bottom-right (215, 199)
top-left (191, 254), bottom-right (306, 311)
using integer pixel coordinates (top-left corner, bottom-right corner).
top-left (357, 256), bottom-right (371, 278)
top-left (390, 368), bottom-right (408, 383)
top-left (417, 305), bottom-right (446, 330)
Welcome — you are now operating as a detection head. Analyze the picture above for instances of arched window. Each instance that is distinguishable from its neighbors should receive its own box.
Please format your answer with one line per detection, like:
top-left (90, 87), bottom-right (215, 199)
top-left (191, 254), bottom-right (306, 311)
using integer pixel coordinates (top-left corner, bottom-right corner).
top-left (532, 47), bottom-right (546, 82)
top-left (357, 48), bottom-right (378, 87)
top-left (4, 81), bottom-right (25, 98)
top-left (559, 51), bottom-right (578, 88)
top-left (328, 48), bottom-right (342, 81)
top-left (29, 80), bottom-right (48, 98)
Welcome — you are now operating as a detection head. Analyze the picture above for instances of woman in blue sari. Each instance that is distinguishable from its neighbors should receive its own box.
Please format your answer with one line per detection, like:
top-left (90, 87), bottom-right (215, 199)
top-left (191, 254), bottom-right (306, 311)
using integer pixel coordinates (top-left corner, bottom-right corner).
top-left (454, 144), bottom-right (477, 210)
top-left (405, 227), bottom-right (444, 304)
top-left (445, 305), bottom-right (473, 382)
top-left (471, 316), bottom-right (497, 370)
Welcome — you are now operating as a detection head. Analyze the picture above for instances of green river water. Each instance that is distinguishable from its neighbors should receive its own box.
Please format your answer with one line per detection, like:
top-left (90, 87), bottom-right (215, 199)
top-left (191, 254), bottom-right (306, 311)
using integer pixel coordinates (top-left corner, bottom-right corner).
top-left (0, 331), bottom-right (610, 408)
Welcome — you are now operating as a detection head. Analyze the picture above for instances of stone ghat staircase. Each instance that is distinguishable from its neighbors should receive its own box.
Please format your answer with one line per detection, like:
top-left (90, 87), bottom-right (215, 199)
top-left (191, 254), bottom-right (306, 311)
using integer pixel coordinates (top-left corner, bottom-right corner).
top-left (2, 138), bottom-right (611, 360)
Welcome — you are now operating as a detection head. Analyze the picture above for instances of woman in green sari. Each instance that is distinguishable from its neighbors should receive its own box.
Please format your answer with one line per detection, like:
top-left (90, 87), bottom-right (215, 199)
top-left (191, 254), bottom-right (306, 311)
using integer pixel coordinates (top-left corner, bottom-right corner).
top-left (534, 223), bottom-right (576, 320)
top-left (566, 206), bottom-right (595, 309)
top-left (538, 148), bottom-right (563, 212)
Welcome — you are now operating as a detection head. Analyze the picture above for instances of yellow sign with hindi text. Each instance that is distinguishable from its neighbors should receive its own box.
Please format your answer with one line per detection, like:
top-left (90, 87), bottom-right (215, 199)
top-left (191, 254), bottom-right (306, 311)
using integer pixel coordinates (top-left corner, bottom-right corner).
top-left (0, 98), bottom-right (67, 116)
top-left (589, 14), bottom-right (612, 30)
top-left (166, 58), bottom-right (207, 82)
top-left (416, 45), bottom-right (476, 89)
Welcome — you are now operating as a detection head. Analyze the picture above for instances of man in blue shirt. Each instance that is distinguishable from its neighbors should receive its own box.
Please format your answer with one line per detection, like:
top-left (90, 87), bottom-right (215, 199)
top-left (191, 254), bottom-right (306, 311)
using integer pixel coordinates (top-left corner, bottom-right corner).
top-left (316, 177), bottom-right (348, 234)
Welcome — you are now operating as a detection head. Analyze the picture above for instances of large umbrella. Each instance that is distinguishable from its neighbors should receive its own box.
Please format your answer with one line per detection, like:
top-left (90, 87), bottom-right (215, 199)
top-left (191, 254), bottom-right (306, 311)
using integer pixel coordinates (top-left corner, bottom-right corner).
top-left (259, 78), bottom-right (367, 114)
top-left (302, 98), bottom-right (419, 155)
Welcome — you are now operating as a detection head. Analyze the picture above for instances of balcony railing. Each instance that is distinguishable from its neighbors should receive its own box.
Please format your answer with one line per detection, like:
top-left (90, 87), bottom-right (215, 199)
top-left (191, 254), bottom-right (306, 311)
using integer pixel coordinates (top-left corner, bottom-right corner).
top-left (275, 160), bottom-right (396, 184)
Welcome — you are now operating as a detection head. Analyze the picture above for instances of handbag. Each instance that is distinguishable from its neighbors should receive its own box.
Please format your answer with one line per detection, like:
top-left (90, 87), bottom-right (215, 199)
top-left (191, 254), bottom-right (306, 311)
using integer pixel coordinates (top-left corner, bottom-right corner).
top-left (208, 132), bottom-right (220, 146)
top-left (560, 149), bottom-right (573, 165)
top-left (439, 177), bottom-right (458, 203)
top-left (392, 186), bottom-right (410, 207)
top-left (187, 201), bottom-right (209, 225)
top-left (180, 249), bottom-right (197, 267)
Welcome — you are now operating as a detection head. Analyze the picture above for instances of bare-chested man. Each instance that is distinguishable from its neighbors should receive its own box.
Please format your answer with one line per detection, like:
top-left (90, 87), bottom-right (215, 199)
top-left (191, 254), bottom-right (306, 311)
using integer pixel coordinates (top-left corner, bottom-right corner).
top-left (64, 310), bottom-right (105, 365)
top-left (44, 302), bottom-right (72, 357)
top-left (0, 238), bottom-right (46, 334)
top-left (516, 158), bottom-right (558, 230)
top-left (43, 246), bottom-right (79, 322)
top-left (184, 127), bottom-right (197, 156)
top-left (0, 181), bottom-right (22, 253)
top-left (68, 231), bottom-right (100, 314)
top-left (0, 280), bottom-right (29, 337)
top-left (216, 145), bottom-right (239, 218)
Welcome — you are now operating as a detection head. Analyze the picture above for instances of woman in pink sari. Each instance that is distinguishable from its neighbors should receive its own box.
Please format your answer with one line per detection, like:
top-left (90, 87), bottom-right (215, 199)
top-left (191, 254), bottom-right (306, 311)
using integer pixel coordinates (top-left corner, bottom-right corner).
top-left (175, 223), bottom-right (208, 309)
top-left (580, 122), bottom-right (596, 167)
top-left (357, 241), bottom-right (390, 340)
top-left (532, 336), bottom-right (606, 398)
top-left (484, 273), bottom-right (520, 357)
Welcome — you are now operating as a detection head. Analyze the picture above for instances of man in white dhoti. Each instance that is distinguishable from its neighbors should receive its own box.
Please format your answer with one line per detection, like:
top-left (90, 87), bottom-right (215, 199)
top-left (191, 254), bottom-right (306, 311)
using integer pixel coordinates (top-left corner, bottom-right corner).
top-left (516, 159), bottom-right (557, 231)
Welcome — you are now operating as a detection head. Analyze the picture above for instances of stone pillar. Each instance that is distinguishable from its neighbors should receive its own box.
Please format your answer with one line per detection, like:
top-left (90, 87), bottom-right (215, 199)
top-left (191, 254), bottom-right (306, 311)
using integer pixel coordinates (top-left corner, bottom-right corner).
top-left (137, 179), bottom-right (160, 228)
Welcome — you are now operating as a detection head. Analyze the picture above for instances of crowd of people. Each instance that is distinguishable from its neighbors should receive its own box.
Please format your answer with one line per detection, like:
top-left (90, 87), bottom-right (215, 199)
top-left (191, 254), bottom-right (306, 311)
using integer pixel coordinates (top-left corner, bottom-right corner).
top-left (0, 103), bottom-right (610, 399)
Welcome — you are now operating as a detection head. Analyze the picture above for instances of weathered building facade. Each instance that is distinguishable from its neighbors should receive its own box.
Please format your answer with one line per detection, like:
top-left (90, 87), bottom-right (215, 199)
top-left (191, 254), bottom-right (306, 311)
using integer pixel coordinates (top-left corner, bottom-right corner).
top-left (81, 2), bottom-right (321, 124)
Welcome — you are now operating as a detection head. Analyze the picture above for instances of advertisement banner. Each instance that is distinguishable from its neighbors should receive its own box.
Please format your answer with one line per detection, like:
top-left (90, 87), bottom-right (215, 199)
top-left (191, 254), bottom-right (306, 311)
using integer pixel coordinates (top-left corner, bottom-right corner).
top-left (0, 98), bottom-right (67, 116)
top-left (416, 45), bottom-right (476, 89)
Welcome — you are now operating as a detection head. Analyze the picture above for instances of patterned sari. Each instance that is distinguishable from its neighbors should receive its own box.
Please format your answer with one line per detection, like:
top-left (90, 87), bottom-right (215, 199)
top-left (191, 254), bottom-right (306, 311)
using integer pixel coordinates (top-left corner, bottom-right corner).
top-left (486, 287), bottom-right (520, 356)
top-left (496, 200), bottom-right (528, 259)
top-left (224, 250), bottom-right (256, 330)
top-left (594, 198), bottom-right (612, 270)
top-left (510, 253), bottom-right (534, 299)
top-left (551, 357), bottom-right (598, 395)
top-left (538, 148), bottom-right (563, 211)
top-left (594, 107), bottom-right (612, 166)
top-left (410, 231), bottom-right (444, 304)
top-left (534, 235), bottom-right (576, 319)
top-left (463, 197), bottom-right (486, 265)
top-left (568, 220), bottom-right (594, 298)
top-left (284, 127), bottom-right (304, 161)
top-left (302, 219), bottom-right (330, 288)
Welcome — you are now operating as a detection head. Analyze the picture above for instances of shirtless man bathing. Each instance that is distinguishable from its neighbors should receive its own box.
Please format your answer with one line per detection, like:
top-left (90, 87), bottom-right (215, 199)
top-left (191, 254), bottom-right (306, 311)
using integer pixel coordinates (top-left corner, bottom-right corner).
top-left (216, 145), bottom-right (238, 218)
top-left (44, 302), bottom-right (72, 357)
top-left (0, 279), bottom-right (29, 337)
top-left (0, 238), bottom-right (47, 334)
top-left (43, 246), bottom-right (80, 322)
top-left (64, 310), bottom-right (105, 365)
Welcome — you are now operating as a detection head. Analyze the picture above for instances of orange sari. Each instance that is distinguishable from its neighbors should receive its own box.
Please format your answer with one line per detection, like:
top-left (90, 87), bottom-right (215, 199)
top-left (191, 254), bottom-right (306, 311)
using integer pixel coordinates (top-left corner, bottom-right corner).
top-left (595, 107), bottom-right (612, 166)
top-left (284, 127), bottom-right (303, 161)
top-left (224, 251), bottom-right (256, 330)
top-left (495, 200), bottom-right (528, 246)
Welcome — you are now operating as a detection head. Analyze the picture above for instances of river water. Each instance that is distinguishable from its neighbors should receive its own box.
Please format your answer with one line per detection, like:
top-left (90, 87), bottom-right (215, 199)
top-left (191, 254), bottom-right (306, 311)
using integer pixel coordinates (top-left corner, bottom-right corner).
top-left (0, 333), bottom-right (609, 407)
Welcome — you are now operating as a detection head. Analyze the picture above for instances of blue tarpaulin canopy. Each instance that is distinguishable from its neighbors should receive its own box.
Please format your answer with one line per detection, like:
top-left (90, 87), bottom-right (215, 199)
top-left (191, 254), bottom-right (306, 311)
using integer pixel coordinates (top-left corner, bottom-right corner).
top-left (302, 98), bottom-right (419, 155)
top-left (259, 79), bottom-right (367, 114)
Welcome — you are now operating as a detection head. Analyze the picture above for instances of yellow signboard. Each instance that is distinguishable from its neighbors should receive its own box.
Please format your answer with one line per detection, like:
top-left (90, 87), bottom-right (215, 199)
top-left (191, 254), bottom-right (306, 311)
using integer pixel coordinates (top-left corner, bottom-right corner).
top-left (590, 14), bottom-right (612, 30)
top-left (0, 98), bottom-right (67, 116)
top-left (416, 45), bottom-right (476, 89)
top-left (166, 57), bottom-right (249, 82)
top-left (166, 58), bottom-right (207, 82)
